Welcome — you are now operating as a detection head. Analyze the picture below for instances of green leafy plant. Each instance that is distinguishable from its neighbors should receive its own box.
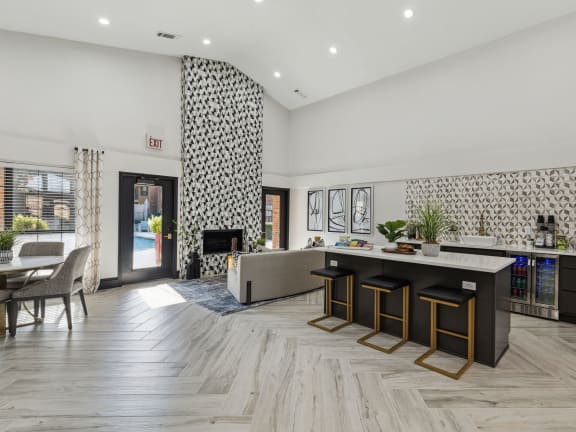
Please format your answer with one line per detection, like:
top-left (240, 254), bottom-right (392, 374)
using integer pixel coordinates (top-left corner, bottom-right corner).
top-left (376, 220), bottom-right (407, 243)
top-left (0, 231), bottom-right (17, 251)
top-left (148, 215), bottom-right (162, 234)
top-left (256, 237), bottom-right (266, 247)
top-left (416, 200), bottom-right (450, 244)
top-left (12, 214), bottom-right (48, 232)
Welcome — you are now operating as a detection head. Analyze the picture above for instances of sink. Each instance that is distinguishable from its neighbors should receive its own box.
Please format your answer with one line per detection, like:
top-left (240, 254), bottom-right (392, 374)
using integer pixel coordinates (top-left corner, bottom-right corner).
top-left (461, 235), bottom-right (498, 246)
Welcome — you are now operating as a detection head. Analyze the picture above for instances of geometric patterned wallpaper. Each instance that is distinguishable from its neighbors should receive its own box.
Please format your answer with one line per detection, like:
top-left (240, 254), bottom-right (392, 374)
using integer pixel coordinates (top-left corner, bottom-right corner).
top-left (406, 167), bottom-right (576, 246)
top-left (180, 56), bottom-right (264, 276)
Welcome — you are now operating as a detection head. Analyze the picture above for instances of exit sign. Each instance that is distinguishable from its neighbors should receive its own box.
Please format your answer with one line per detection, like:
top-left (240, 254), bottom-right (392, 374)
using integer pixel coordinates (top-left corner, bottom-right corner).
top-left (147, 135), bottom-right (163, 150)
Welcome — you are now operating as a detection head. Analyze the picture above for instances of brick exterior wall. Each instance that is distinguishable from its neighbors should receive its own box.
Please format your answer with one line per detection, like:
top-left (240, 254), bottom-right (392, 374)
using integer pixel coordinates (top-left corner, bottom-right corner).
top-left (271, 194), bottom-right (280, 249)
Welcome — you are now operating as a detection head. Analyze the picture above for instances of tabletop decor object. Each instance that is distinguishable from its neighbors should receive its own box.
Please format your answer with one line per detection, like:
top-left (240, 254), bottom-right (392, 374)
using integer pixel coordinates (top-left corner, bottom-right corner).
top-left (417, 200), bottom-right (450, 257)
top-left (0, 231), bottom-right (17, 264)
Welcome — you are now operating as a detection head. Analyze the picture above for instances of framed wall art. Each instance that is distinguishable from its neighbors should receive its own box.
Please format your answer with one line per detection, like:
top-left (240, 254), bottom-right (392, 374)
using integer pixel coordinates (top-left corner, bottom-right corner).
top-left (350, 186), bottom-right (372, 234)
top-left (307, 189), bottom-right (324, 231)
top-left (328, 188), bottom-right (346, 233)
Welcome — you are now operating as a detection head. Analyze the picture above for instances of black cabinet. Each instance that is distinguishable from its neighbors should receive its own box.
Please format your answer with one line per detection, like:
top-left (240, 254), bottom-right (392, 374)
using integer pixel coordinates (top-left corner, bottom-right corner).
top-left (559, 257), bottom-right (576, 322)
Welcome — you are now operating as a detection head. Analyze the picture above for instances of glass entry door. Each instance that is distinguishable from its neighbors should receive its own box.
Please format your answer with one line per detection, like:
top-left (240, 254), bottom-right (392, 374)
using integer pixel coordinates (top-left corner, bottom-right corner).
top-left (119, 173), bottom-right (178, 284)
top-left (261, 187), bottom-right (289, 250)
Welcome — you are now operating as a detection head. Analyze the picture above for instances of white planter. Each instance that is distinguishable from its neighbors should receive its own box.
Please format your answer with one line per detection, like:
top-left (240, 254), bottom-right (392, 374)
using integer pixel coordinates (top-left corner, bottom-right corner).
top-left (0, 249), bottom-right (13, 264)
top-left (422, 243), bottom-right (441, 257)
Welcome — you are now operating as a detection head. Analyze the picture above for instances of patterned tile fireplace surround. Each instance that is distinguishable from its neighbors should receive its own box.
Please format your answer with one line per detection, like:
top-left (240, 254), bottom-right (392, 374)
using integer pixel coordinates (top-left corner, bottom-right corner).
top-left (405, 167), bottom-right (576, 246)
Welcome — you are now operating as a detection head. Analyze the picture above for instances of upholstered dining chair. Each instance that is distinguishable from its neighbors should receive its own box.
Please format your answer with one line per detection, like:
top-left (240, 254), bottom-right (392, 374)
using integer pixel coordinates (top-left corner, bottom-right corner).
top-left (7, 241), bottom-right (65, 319)
top-left (7, 241), bottom-right (65, 287)
top-left (8, 246), bottom-right (91, 336)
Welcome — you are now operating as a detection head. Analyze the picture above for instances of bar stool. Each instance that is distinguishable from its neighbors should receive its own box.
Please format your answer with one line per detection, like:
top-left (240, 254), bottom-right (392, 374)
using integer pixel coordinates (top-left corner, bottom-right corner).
top-left (357, 276), bottom-right (410, 353)
top-left (308, 267), bottom-right (354, 332)
top-left (415, 286), bottom-right (476, 380)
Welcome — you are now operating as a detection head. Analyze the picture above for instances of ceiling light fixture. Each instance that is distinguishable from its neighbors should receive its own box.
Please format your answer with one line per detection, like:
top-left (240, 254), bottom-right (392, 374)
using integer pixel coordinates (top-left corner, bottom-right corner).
top-left (328, 45), bottom-right (338, 55)
top-left (254, 0), bottom-right (264, 3)
top-left (273, 71), bottom-right (282, 79)
top-left (403, 9), bottom-right (415, 19)
top-left (98, 17), bottom-right (111, 26)
top-left (202, 38), bottom-right (212, 46)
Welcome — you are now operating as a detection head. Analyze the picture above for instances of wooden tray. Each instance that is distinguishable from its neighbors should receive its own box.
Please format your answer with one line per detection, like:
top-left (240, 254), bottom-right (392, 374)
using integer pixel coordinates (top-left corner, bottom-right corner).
top-left (381, 248), bottom-right (417, 255)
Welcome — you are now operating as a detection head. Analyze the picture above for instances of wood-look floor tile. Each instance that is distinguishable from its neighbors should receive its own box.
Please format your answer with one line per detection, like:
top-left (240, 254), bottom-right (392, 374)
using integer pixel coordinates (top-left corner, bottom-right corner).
top-left (0, 280), bottom-right (575, 431)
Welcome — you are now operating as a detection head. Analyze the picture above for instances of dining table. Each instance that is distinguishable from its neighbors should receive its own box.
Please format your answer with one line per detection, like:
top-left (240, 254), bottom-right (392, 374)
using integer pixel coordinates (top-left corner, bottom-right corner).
top-left (0, 256), bottom-right (65, 337)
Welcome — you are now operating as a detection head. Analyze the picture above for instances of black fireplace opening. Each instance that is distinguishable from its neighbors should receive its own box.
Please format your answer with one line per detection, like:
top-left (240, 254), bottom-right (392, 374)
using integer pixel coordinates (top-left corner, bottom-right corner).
top-left (202, 229), bottom-right (243, 254)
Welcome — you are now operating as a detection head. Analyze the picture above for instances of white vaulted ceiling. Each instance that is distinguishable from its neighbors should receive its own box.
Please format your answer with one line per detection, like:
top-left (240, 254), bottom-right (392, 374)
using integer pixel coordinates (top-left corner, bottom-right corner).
top-left (1, 0), bottom-right (576, 109)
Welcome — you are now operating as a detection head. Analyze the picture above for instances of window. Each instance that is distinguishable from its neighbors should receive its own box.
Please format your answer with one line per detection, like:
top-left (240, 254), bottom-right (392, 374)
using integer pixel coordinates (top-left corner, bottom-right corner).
top-left (0, 164), bottom-right (76, 255)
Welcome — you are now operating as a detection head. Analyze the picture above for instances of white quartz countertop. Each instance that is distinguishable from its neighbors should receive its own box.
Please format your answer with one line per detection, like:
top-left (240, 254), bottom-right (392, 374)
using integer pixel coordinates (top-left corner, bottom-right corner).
top-left (317, 246), bottom-right (516, 273)
top-left (400, 239), bottom-right (576, 257)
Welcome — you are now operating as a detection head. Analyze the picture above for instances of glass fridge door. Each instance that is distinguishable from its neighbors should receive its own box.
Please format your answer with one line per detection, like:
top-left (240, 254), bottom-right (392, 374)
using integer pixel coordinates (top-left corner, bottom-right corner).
top-left (533, 255), bottom-right (559, 308)
top-left (510, 254), bottom-right (530, 303)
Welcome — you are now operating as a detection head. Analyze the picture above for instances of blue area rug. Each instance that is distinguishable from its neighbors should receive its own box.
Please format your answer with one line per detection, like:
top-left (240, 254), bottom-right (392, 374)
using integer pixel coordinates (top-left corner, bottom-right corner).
top-left (168, 276), bottom-right (315, 315)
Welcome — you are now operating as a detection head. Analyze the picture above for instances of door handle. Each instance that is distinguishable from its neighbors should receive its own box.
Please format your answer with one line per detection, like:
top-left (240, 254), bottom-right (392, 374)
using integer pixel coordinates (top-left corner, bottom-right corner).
top-left (164, 233), bottom-right (173, 240)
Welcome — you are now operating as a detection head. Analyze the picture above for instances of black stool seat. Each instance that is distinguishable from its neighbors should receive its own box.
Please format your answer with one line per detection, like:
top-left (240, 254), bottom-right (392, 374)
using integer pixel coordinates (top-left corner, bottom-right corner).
top-left (361, 276), bottom-right (409, 291)
top-left (418, 286), bottom-right (475, 306)
top-left (311, 266), bottom-right (354, 279)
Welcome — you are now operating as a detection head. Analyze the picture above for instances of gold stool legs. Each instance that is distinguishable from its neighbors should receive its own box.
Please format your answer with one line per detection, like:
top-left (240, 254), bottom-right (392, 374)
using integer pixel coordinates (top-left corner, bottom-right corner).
top-left (414, 297), bottom-right (475, 380)
top-left (308, 275), bottom-right (354, 333)
top-left (357, 285), bottom-right (410, 354)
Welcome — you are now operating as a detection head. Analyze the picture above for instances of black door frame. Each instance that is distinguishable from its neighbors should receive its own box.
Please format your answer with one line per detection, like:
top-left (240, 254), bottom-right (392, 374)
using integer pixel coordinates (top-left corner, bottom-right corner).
top-left (261, 187), bottom-right (290, 250)
top-left (118, 172), bottom-right (179, 285)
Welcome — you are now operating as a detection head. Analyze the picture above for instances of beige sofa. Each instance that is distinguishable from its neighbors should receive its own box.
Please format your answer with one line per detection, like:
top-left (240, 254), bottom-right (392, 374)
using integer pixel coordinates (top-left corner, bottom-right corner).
top-left (227, 249), bottom-right (325, 304)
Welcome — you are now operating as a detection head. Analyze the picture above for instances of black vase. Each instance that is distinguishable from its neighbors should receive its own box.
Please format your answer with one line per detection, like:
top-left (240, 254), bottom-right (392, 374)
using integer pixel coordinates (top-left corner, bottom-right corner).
top-left (186, 251), bottom-right (201, 280)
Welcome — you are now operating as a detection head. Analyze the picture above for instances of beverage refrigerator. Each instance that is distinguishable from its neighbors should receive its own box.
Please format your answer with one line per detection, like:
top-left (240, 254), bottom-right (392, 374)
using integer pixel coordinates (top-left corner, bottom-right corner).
top-left (508, 251), bottom-right (559, 320)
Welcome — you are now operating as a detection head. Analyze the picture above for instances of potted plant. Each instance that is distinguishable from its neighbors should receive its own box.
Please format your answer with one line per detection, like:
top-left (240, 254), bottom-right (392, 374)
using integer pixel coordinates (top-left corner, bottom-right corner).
top-left (148, 215), bottom-right (162, 266)
top-left (0, 231), bottom-right (17, 264)
top-left (376, 220), bottom-right (407, 246)
top-left (416, 200), bottom-right (450, 257)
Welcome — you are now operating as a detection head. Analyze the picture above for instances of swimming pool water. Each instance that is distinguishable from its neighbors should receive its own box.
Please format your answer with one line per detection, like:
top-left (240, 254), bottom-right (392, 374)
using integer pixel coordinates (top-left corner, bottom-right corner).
top-left (134, 236), bottom-right (155, 251)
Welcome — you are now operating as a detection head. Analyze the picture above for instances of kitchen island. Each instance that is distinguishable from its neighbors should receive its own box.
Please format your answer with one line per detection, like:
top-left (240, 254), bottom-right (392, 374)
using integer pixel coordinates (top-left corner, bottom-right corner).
top-left (316, 246), bottom-right (515, 367)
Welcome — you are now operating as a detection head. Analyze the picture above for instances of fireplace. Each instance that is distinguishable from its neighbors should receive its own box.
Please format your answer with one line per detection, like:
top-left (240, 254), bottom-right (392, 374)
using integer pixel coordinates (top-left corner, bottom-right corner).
top-left (202, 229), bottom-right (243, 254)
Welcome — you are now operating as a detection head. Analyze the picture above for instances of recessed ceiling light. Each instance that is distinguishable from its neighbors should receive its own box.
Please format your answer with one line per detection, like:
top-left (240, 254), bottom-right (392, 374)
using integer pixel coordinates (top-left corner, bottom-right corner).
top-left (328, 45), bottom-right (338, 55)
top-left (254, 0), bottom-right (264, 3)
top-left (273, 71), bottom-right (282, 79)
top-left (403, 9), bottom-right (415, 19)
top-left (98, 17), bottom-right (111, 26)
top-left (202, 38), bottom-right (212, 46)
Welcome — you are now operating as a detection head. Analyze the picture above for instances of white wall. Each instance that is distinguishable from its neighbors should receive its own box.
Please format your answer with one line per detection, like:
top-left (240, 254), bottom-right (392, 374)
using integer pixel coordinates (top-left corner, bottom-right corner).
top-left (0, 30), bottom-right (182, 279)
top-left (262, 93), bottom-right (290, 178)
top-left (289, 181), bottom-right (406, 250)
top-left (0, 30), bottom-right (292, 277)
top-left (287, 14), bottom-right (576, 248)
top-left (288, 13), bottom-right (576, 182)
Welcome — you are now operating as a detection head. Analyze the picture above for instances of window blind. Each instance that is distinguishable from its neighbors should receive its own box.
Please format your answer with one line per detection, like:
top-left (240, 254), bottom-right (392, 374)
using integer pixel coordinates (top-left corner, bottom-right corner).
top-left (0, 163), bottom-right (76, 240)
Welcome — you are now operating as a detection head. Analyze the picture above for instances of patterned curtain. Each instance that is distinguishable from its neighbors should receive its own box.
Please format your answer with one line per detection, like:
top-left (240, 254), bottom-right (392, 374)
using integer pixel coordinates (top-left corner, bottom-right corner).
top-left (74, 148), bottom-right (103, 294)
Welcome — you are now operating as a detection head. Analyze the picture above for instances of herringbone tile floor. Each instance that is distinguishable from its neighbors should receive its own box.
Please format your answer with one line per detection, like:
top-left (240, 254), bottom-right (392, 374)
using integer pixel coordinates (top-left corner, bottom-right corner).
top-left (1, 279), bottom-right (576, 431)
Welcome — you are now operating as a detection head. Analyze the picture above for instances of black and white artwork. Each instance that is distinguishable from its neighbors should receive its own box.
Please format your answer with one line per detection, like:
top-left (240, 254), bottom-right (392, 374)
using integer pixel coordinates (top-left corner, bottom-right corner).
top-left (307, 189), bottom-right (324, 231)
top-left (351, 186), bottom-right (372, 234)
top-left (328, 188), bottom-right (346, 233)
